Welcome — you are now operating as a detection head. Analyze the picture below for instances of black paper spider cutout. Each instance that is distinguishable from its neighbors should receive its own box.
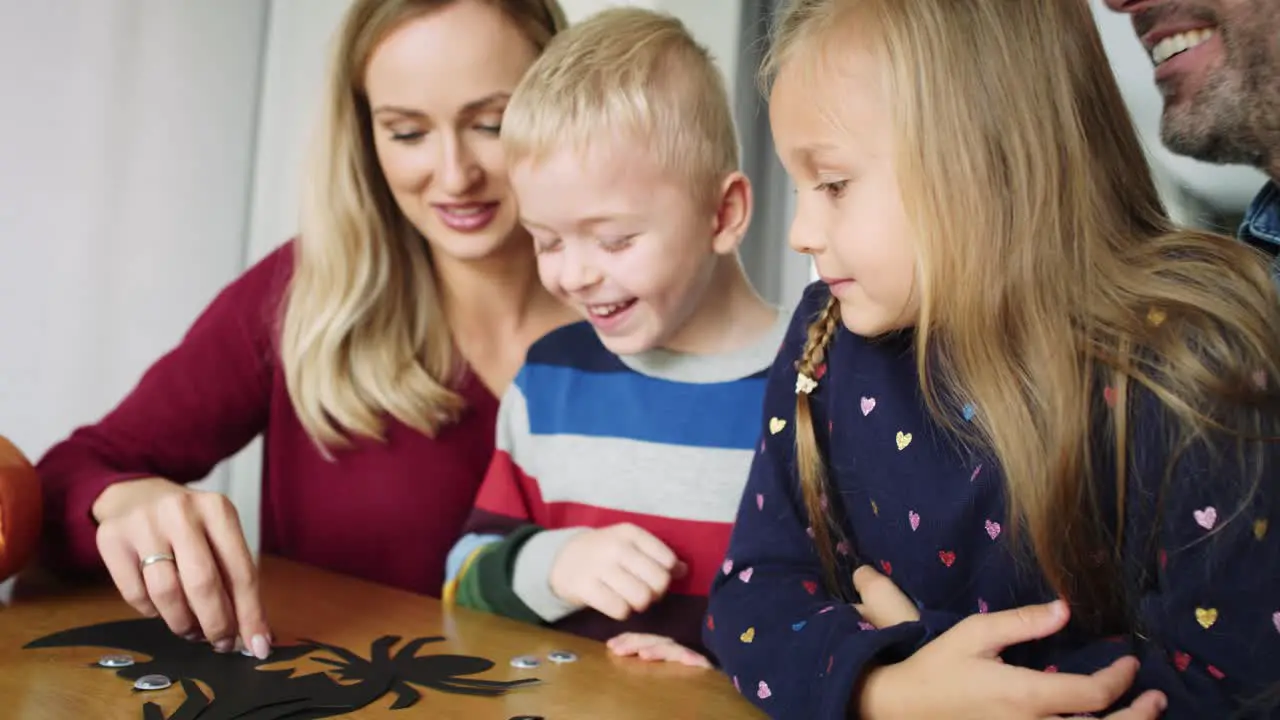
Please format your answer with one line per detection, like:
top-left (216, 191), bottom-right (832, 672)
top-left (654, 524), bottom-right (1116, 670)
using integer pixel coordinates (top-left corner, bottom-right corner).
top-left (301, 633), bottom-right (541, 708)
top-left (23, 617), bottom-right (541, 719)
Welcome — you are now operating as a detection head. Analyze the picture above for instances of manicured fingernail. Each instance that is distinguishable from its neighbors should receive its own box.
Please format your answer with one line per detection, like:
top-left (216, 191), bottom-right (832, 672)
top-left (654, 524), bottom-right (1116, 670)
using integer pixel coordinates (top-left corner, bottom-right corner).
top-left (251, 634), bottom-right (270, 659)
top-left (214, 638), bottom-right (234, 653)
top-left (182, 632), bottom-right (201, 642)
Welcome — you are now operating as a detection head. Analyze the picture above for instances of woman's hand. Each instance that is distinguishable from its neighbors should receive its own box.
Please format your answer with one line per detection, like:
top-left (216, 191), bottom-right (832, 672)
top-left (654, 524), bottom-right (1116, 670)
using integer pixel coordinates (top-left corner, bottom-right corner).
top-left (856, 598), bottom-right (1165, 719)
top-left (606, 632), bottom-right (712, 668)
top-left (92, 477), bottom-right (271, 658)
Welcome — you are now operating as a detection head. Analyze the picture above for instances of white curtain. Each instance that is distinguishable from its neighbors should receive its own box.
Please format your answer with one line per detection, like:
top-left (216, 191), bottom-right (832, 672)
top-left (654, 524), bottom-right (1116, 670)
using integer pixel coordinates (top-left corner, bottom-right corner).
top-left (0, 0), bottom-right (355, 560)
top-left (0, 0), bottom-right (268, 488)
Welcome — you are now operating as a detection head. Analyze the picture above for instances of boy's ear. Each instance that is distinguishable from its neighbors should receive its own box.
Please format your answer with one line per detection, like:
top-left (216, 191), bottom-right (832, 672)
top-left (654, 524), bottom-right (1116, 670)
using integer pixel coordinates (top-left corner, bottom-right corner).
top-left (711, 171), bottom-right (753, 255)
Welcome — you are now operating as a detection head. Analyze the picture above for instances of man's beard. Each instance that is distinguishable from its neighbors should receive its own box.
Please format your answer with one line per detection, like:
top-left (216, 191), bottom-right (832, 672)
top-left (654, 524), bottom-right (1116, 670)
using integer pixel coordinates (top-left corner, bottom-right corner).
top-left (1158, 7), bottom-right (1279, 174)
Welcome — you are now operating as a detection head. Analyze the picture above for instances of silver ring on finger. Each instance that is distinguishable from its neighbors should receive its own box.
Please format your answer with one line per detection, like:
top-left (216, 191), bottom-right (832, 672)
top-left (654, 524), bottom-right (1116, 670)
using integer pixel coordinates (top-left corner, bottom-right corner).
top-left (140, 552), bottom-right (176, 570)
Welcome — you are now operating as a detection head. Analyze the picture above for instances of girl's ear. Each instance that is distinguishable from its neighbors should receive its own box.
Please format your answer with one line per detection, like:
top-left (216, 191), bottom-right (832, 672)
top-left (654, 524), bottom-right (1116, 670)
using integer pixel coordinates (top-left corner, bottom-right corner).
top-left (711, 171), bottom-right (754, 255)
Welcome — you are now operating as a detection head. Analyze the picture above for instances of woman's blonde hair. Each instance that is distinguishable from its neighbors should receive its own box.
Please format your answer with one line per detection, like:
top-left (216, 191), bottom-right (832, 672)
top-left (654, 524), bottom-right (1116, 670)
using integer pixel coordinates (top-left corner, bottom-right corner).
top-left (279, 0), bottom-right (567, 452)
top-left (768, 0), bottom-right (1280, 630)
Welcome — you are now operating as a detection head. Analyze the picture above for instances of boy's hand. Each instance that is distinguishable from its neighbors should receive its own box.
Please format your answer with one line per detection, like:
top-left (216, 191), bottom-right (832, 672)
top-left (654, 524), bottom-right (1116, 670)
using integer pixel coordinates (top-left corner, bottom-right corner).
top-left (607, 632), bottom-right (712, 667)
top-left (548, 523), bottom-right (686, 620)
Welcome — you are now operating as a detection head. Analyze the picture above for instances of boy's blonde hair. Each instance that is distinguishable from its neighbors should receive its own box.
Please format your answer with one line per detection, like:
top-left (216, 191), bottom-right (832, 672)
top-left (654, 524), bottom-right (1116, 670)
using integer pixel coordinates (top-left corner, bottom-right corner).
top-left (501, 6), bottom-right (739, 204)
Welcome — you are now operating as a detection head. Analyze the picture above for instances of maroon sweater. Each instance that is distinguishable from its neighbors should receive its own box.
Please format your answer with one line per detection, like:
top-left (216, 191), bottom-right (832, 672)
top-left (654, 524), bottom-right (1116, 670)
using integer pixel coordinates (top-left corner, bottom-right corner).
top-left (36, 242), bottom-right (498, 596)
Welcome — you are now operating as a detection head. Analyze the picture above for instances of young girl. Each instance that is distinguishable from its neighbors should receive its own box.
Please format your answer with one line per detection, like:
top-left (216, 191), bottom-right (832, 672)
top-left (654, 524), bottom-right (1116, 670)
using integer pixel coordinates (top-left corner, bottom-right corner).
top-left (704, 1), bottom-right (1280, 719)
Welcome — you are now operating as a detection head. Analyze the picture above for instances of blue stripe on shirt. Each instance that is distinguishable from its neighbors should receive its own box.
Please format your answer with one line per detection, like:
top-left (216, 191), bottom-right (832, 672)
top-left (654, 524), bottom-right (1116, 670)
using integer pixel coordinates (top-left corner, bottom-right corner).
top-left (514, 362), bottom-right (767, 450)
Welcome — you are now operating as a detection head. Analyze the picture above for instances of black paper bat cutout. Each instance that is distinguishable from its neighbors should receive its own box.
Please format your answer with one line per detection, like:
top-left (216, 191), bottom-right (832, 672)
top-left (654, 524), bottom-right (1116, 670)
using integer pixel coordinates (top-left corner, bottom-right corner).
top-left (24, 617), bottom-right (540, 719)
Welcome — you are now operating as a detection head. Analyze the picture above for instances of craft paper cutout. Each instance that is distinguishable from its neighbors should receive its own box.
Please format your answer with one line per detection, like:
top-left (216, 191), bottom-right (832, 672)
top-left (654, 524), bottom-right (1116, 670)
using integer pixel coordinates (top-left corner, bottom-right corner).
top-left (24, 617), bottom-right (540, 719)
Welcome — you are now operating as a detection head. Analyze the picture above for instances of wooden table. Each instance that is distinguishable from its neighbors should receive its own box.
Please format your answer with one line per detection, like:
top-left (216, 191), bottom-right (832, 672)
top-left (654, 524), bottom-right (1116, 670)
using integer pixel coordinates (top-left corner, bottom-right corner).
top-left (1, 555), bottom-right (766, 719)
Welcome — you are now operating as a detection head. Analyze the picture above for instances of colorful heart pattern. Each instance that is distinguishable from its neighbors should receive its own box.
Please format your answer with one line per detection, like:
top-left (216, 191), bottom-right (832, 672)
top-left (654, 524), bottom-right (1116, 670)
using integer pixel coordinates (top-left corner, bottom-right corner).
top-left (1195, 607), bottom-right (1218, 629)
top-left (861, 397), bottom-right (876, 415)
top-left (985, 519), bottom-right (1001, 540)
top-left (713, 349), bottom-right (1280, 699)
top-left (1194, 506), bottom-right (1217, 530)
top-left (1173, 651), bottom-right (1191, 672)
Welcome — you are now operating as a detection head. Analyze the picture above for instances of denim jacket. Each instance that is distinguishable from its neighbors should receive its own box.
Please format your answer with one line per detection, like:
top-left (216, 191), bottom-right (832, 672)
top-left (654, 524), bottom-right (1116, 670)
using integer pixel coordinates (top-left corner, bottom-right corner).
top-left (1239, 180), bottom-right (1280, 262)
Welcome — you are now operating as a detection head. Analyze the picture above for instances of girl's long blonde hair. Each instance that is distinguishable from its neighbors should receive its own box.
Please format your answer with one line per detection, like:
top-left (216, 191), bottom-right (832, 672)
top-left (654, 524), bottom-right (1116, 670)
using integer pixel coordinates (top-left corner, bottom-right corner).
top-left (279, 0), bottom-right (566, 452)
top-left (769, 0), bottom-right (1280, 630)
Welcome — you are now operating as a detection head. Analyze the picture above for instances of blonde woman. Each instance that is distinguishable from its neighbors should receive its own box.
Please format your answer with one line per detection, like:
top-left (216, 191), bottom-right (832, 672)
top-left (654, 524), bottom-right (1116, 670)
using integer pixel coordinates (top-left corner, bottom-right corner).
top-left (705, 0), bottom-right (1280, 718)
top-left (36, 0), bottom-right (576, 662)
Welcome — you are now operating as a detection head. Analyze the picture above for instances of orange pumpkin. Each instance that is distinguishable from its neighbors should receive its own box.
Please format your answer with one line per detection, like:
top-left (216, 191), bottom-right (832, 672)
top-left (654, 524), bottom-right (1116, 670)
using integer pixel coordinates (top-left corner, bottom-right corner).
top-left (0, 434), bottom-right (41, 583)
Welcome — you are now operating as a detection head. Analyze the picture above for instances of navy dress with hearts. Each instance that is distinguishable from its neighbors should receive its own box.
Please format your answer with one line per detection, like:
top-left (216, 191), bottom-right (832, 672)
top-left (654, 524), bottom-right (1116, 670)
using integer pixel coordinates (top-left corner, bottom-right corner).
top-left (704, 281), bottom-right (1280, 720)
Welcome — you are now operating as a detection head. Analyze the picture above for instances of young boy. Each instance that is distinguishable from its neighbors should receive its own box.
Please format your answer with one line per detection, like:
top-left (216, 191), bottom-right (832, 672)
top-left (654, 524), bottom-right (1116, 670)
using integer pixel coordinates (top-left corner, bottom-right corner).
top-left (442, 7), bottom-right (785, 667)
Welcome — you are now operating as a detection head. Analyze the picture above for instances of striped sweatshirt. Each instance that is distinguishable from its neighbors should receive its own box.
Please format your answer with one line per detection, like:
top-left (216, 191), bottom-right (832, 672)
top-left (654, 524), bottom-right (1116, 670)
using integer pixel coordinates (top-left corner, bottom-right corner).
top-left (444, 313), bottom-right (788, 654)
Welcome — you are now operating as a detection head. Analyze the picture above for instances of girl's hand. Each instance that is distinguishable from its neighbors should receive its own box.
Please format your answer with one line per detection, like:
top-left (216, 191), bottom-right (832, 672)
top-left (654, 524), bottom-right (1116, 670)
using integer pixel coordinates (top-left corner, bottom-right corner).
top-left (857, 600), bottom-right (1165, 719)
top-left (606, 632), bottom-right (712, 668)
top-left (852, 565), bottom-right (920, 627)
top-left (1065, 690), bottom-right (1167, 719)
